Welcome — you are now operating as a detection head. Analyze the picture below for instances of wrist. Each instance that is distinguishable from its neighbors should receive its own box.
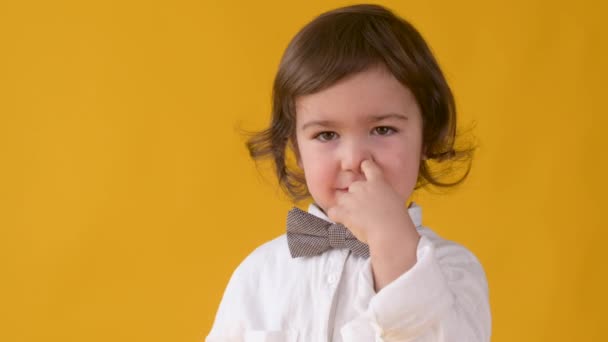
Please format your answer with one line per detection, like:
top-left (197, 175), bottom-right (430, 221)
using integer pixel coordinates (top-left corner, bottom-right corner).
top-left (368, 226), bottom-right (419, 260)
top-left (366, 212), bottom-right (418, 249)
top-left (367, 216), bottom-right (420, 291)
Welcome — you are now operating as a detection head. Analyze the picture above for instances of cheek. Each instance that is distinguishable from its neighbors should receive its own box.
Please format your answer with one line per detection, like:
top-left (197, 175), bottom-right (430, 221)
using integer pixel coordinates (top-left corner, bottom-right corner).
top-left (303, 155), bottom-right (333, 179)
top-left (298, 144), bottom-right (334, 185)
top-left (375, 144), bottom-right (421, 196)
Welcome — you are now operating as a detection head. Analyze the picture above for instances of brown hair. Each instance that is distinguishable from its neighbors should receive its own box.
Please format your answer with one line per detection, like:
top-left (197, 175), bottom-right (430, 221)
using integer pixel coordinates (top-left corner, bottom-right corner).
top-left (247, 4), bottom-right (474, 201)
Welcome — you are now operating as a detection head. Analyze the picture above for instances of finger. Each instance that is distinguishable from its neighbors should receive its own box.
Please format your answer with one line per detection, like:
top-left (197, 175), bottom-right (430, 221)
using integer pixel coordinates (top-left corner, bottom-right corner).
top-left (348, 181), bottom-right (364, 193)
top-left (360, 159), bottom-right (383, 181)
top-left (335, 190), bottom-right (351, 207)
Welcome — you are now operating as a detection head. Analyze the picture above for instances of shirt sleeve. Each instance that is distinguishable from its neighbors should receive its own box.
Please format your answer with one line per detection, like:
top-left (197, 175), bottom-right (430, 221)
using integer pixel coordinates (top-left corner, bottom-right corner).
top-left (340, 233), bottom-right (492, 341)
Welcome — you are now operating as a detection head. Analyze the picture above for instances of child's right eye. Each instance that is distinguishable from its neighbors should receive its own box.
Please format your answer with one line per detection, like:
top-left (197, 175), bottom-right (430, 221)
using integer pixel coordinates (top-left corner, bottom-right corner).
top-left (314, 131), bottom-right (338, 142)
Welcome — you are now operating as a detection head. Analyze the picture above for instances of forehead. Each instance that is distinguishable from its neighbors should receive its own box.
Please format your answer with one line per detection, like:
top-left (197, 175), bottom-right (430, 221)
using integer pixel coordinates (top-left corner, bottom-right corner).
top-left (294, 66), bottom-right (420, 124)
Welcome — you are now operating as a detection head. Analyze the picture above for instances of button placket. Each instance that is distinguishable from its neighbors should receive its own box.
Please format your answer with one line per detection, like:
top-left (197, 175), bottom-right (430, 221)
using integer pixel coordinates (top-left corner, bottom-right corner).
top-left (325, 250), bottom-right (348, 290)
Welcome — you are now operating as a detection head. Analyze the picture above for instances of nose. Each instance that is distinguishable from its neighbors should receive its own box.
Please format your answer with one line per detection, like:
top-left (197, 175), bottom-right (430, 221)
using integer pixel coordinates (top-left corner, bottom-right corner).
top-left (339, 138), bottom-right (372, 174)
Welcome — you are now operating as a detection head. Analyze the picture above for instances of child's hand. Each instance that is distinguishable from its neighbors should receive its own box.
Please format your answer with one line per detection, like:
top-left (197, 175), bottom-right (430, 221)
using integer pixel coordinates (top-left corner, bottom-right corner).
top-left (326, 159), bottom-right (415, 246)
top-left (327, 159), bottom-right (421, 291)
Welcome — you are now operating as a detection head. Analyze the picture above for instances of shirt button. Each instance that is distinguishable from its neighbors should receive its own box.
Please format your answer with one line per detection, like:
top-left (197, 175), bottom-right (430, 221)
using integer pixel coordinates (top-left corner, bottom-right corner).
top-left (328, 274), bottom-right (338, 284)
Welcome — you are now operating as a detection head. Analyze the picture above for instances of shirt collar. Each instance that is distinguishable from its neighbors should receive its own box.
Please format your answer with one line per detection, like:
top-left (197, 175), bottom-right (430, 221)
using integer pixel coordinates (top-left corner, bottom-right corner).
top-left (307, 202), bottom-right (423, 228)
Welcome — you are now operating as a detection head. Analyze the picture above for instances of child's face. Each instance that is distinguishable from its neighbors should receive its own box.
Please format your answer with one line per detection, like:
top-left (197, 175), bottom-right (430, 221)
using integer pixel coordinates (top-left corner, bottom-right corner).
top-left (295, 66), bottom-right (424, 213)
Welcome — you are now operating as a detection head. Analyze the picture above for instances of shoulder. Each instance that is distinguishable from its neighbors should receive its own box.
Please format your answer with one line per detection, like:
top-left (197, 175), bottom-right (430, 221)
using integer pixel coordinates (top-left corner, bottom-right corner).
top-left (417, 225), bottom-right (488, 289)
top-left (418, 226), bottom-right (482, 262)
top-left (208, 234), bottom-right (293, 333)
top-left (226, 234), bottom-right (293, 286)
top-left (214, 234), bottom-right (310, 316)
top-left (238, 234), bottom-right (289, 267)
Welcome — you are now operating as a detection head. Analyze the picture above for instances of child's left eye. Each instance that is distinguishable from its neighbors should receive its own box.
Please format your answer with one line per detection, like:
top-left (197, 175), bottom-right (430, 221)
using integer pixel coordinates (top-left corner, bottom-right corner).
top-left (372, 126), bottom-right (397, 135)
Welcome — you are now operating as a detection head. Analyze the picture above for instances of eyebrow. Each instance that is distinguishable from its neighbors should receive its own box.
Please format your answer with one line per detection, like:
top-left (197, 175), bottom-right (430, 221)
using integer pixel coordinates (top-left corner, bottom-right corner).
top-left (300, 113), bottom-right (408, 130)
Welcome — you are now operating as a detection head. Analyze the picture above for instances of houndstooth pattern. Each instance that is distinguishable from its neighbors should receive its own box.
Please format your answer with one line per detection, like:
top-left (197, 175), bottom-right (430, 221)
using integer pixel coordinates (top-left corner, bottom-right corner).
top-left (286, 207), bottom-right (370, 258)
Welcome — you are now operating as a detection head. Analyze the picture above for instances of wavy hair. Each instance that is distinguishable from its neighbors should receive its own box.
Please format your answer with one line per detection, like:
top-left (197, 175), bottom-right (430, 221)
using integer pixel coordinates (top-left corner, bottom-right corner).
top-left (247, 4), bottom-right (475, 201)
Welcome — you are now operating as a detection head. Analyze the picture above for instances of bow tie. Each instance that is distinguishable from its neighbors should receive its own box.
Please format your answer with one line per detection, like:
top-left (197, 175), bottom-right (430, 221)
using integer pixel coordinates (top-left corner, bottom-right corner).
top-left (286, 206), bottom-right (370, 258)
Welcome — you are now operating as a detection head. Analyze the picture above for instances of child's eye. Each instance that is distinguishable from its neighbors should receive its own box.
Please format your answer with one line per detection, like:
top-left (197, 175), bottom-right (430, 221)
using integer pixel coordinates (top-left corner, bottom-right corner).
top-left (372, 126), bottom-right (397, 136)
top-left (314, 131), bottom-right (338, 142)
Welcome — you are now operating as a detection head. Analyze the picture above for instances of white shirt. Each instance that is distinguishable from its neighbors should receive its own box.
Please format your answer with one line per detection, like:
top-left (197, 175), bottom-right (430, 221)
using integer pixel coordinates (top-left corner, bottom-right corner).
top-left (206, 203), bottom-right (491, 342)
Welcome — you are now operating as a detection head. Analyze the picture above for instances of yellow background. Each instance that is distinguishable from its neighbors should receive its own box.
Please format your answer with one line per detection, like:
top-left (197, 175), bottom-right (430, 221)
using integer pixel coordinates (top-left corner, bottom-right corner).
top-left (1, 0), bottom-right (606, 341)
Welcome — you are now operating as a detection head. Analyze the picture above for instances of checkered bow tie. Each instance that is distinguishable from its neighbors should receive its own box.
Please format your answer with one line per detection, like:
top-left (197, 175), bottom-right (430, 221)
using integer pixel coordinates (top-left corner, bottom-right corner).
top-left (286, 207), bottom-right (370, 258)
